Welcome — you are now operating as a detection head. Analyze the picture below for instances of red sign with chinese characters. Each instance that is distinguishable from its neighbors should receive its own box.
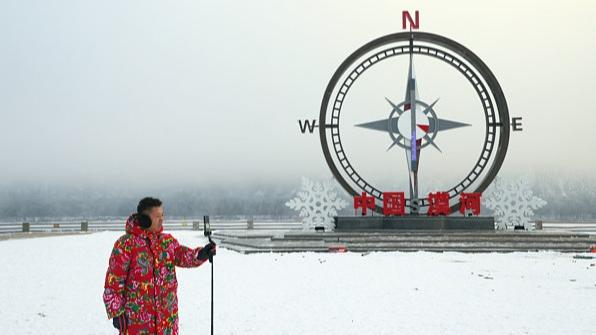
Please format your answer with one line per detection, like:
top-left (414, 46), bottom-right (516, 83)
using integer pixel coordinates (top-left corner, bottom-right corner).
top-left (459, 192), bottom-right (482, 216)
top-left (427, 192), bottom-right (450, 216)
top-left (382, 192), bottom-right (405, 216)
top-left (354, 192), bottom-right (376, 216)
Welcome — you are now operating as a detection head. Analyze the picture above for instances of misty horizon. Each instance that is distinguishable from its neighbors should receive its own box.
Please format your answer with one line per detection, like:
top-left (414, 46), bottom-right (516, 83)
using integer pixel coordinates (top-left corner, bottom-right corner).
top-left (1, 1), bottom-right (595, 222)
top-left (0, 172), bottom-right (594, 220)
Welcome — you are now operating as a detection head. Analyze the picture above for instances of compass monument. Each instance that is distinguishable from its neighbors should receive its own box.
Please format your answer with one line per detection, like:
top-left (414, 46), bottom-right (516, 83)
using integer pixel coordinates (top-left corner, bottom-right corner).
top-left (300, 11), bottom-right (523, 230)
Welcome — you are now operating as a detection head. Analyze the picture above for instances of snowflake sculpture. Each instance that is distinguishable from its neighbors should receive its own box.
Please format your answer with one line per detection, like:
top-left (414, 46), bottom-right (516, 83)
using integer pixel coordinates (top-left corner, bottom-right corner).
top-left (484, 177), bottom-right (547, 230)
top-left (285, 177), bottom-right (348, 231)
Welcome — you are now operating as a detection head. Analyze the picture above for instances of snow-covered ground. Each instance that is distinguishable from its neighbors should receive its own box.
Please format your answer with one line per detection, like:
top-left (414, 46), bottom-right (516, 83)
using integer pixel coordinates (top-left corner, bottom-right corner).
top-left (0, 231), bottom-right (594, 335)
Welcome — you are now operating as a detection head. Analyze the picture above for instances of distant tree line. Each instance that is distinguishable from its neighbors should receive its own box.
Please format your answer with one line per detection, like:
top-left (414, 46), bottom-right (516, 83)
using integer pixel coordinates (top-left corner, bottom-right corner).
top-left (0, 183), bottom-right (310, 220)
top-left (531, 175), bottom-right (596, 220)
top-left (0, 176), bottom-right (594, 221)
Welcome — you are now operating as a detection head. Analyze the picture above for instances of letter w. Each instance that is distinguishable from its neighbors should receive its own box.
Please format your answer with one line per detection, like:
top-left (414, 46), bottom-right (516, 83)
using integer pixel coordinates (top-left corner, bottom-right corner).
top-left (298, 120), bottom-right (317, 133)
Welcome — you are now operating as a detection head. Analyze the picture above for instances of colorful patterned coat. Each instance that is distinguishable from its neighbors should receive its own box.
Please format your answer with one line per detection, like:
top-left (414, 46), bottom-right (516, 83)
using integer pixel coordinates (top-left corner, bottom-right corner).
top-left (103, 214), bottom-right (207, 335)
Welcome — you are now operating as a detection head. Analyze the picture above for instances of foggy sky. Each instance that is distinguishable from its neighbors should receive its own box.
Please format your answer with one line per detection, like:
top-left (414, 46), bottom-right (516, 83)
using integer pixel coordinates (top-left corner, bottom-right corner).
top-left (1, 0), bottom-right (595, 188)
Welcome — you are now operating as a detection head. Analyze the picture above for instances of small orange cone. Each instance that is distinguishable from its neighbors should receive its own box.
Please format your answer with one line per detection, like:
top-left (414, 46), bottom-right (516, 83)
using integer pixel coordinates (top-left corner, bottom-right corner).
top-left (590, 245), bottom-right (596, 253)
top-left (329, 246), bottom-right (348, 253)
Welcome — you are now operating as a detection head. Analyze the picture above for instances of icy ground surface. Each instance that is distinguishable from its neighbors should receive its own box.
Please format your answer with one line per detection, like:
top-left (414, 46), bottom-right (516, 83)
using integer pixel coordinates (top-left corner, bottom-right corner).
top-left (0, 231), bottom-right (594, 334)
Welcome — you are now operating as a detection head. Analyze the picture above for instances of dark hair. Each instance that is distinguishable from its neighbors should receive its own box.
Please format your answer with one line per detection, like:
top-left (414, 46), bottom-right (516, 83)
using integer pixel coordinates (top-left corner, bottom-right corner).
top-left (137, 197), bottom-right (162, 214)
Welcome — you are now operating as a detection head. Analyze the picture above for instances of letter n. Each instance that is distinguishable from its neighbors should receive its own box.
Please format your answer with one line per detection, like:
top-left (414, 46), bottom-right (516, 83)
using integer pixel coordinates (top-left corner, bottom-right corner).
top-left (402, 10), bottom-right (420, 30)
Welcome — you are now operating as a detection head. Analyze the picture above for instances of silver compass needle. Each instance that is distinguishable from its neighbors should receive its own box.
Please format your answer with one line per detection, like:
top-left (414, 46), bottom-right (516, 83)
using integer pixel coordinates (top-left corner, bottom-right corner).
top-left (425, 134), bottom-right (442, 153)
top-left (405, 33), bottom-right (420, 213)
top-left (354, 98), bottom-right (403, 133)
top-left (405, 36), bottom-right (418, 171)
top-left (386, 99), bottom-right (431, 150)
top-left (421, 98), bottom-right (439, 114)
top-left (385, 97), bottom-right (399, 111)
top-left (356, 96), bottom-right (469, 146)
top-left (386, 139), bottom-right (399, 152)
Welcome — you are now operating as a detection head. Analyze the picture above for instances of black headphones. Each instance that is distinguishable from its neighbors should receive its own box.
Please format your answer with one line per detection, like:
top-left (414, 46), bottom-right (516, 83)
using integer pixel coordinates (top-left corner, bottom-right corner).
top-left (137, 213), bottom-right (153, 229)
top-left (136, 197), bottom-right (161, 229)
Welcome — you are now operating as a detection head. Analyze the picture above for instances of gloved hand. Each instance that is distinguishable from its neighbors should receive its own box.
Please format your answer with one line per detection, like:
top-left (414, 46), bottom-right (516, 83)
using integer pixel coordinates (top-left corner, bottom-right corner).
top-left (112, 313), bottom-right (127, 333)
top-left (197, 241), bottom-right (217, 260)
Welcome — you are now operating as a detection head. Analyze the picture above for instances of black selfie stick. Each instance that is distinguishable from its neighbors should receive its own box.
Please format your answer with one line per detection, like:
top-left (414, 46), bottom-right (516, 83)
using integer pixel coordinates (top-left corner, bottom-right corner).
top-left (203, 215), bottom-right (214, 335)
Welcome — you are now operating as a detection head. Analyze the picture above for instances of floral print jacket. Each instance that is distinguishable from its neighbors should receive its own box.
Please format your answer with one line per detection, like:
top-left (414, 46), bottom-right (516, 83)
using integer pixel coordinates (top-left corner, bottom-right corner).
top-left (103, 214), bottom-right (207, 334)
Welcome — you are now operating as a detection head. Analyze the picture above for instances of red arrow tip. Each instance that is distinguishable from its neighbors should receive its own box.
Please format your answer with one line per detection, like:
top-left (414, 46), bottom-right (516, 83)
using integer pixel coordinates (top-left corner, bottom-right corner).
top-left (417, 124), bottom-right (429, 132)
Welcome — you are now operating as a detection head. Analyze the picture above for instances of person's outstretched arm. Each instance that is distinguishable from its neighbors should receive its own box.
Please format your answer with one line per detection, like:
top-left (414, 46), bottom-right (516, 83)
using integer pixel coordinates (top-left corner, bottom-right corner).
top-left (173, 237), bottom-right (215, 268)
top-left (103, 236), bottom-right (132, 319)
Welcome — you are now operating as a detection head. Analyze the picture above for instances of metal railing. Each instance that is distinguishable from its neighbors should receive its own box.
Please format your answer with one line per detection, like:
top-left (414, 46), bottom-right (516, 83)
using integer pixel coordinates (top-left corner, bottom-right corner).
top-left (1, 220), bottom-right (595, 235)
top-left (0, 219), bottom-right (302, 234)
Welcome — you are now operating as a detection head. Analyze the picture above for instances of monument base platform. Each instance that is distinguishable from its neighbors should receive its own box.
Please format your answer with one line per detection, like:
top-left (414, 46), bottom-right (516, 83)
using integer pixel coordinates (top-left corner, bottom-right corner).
top-left (335, 215), bottom-right (495, 231)
top-left (213, 229), bottom-right (596, 254)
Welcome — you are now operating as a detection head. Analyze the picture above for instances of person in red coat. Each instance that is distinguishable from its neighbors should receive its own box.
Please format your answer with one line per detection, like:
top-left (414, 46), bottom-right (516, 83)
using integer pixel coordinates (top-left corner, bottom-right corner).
top-left (103, 197), bottom-right (216, 335)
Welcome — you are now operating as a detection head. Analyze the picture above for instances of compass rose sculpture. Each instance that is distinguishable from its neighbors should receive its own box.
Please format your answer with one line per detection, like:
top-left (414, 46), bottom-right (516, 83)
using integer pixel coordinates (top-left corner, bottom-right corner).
top-left (318, 30), bottom-right (511, 215)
